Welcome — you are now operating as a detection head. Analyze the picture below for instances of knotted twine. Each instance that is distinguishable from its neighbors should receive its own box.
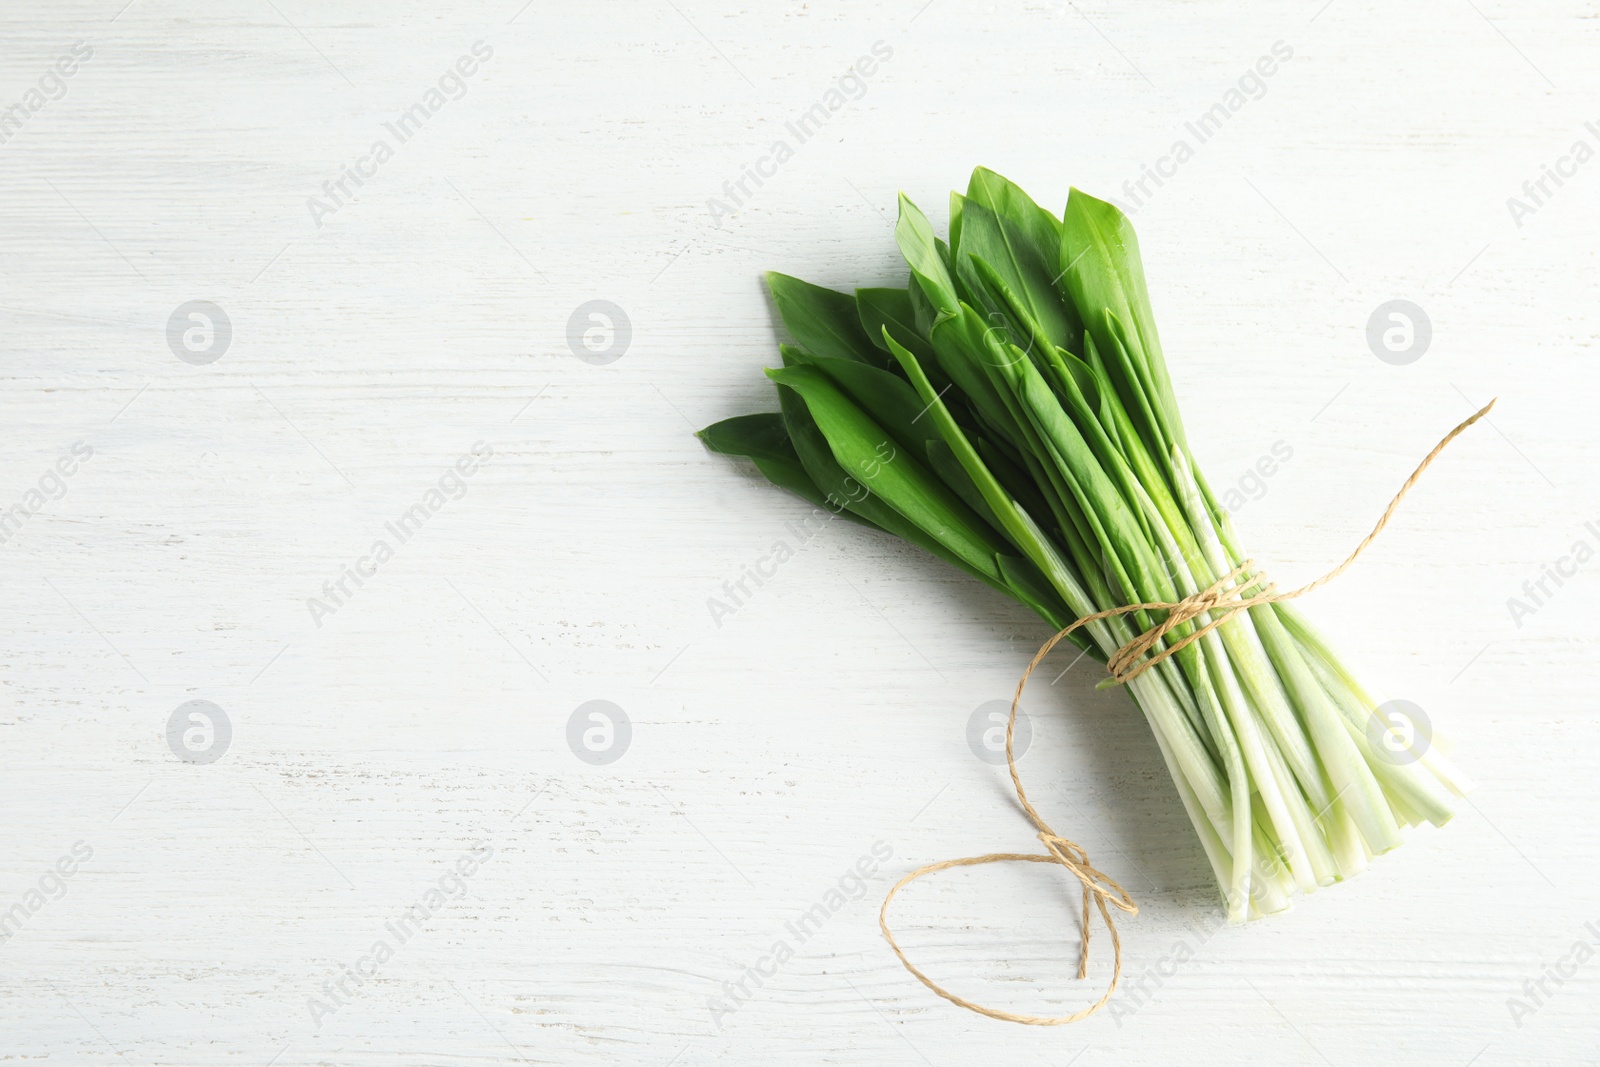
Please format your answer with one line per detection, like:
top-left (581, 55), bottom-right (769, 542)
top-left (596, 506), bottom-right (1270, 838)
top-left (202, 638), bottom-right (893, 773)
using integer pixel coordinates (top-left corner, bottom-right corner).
top-left (878, 399), bottom-right (1497, 1026)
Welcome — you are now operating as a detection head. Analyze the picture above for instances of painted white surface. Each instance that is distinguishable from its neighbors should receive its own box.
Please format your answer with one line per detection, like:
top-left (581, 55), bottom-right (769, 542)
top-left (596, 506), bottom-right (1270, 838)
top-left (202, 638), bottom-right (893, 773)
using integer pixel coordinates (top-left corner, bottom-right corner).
top-left (1, 1), bottom-right (1597, 1063)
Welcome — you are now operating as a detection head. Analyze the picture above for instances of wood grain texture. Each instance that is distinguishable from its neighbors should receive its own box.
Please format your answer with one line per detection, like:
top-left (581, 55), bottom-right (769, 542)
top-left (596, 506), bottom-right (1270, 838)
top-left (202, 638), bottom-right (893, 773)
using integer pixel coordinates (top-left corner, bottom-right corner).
top-left (2, 0), bottom-right (1597, 1063)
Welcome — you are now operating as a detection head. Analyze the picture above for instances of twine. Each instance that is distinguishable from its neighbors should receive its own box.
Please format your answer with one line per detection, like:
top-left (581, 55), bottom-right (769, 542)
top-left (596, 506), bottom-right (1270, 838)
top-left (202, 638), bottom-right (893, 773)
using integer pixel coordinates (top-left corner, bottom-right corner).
top-left (879, 399), bottom-right (1496, 1026)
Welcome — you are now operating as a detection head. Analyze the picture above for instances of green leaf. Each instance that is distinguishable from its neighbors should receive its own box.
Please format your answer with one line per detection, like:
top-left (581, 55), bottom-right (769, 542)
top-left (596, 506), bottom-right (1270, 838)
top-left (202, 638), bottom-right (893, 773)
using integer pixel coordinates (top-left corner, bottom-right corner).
top-left (954, 197), bottom-right (1075, 352)
top-left (775, 377), bottom-right (1037, 598)
top-left (766, 272), bottom-right (887, 368)
top-left (966, 166), bottom-right (1064, 272)
top-left (894, 194), bottom-right (961, 320)
top-left (965, 254), bottom-right (1056, 371)
top-left (698, 411), bottom-right (798, 467)
top-left (768, 363), bottom-right (1007, 580)
top-left (927, 303), bottom-right (1024, 449)
top-left (881, 330), bottom-right (1098, 650)
top-left (781, 346), bottom-right (936, 455)
top-left (1034, 344), bottom-right (1158, 549)
top-left (1060, 188), bottom-right (1184, 446)
top-left (779, 345), bottom-right (970, 498)
top-left (907, 271), bottom-right (938, 337)
top-left (698, 412), bottom-right (878, 528)
top-left (925, 437), bottom-right (999, 532)
top-left (693, 170), bottom-right (1471, 904)
top-left (990, 334), bottom-right (1173, 609)
top-left (995, 553), bottom-right (1081, 636)
top-left (857, 287), bottom-right (933, 362)
top-left (780, 382), bottom-right (929, 535)
top-left (972, 431), bottom-right (1056, 541)
top-left (1101, 308), bottom-right (1176, 485)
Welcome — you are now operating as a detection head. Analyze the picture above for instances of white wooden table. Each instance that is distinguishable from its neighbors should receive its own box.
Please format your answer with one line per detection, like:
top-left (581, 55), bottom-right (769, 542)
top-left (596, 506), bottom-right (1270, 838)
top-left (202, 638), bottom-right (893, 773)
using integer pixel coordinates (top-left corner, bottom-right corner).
top-left (2, 1), bottom-right (1597, 1063)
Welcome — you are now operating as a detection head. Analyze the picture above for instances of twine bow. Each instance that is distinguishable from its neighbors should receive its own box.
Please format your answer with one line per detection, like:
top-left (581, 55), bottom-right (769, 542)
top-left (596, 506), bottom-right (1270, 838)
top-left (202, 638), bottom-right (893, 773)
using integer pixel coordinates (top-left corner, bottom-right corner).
top-left (879, 399), bottom-right (1496, 1025)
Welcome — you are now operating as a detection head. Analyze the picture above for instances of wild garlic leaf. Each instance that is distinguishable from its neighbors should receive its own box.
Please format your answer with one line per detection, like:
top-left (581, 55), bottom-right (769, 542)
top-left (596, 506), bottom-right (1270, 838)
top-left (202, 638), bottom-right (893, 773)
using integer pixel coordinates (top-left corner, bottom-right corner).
top-left (996, 341), bottom-right (1172, 609)
top-left (966, 254), bottom-right (1056, 367)
top-left (779, 346), bottom-right (944, 467)
top-left (926, 303), bottom-right (1025, 449)
top-left (906, 271), bottom-right (938, 338)
top-left (768, 363), bottom-right (1006, 580)
top-left (857, 287), bottom-right (934, 361)
top-left (778, 382), bottom-right (927, 540)
top-left (894, 194), bottom-right (961, 320)
top-left (776, 379), bottom-right (1033, 592)
top-left (697, 412), bottom-right (875, 525)
top-left (766, 271), bottom-right (888, 369)
top-left (966, 166), bottom-right (1064, 273)
top-left (882, 330), bottom-right (1095, 646)
top-left (994, 553), bottom-right (1080, 637)
top-left (954, 198), bottom-right (1074, 351)
top-left (697, 411), bottom-right (795, 466)
top-left (1060, 189), bottom-right (1184, 446)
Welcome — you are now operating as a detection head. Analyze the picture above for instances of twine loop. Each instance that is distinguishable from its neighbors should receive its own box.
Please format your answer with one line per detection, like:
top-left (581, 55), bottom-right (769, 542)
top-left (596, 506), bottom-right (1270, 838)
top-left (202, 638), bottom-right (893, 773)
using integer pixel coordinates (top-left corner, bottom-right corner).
top-left (1102, 560), bottom-right (1274, 684)
top-left (878, 399), bottom-right (1496, 1025)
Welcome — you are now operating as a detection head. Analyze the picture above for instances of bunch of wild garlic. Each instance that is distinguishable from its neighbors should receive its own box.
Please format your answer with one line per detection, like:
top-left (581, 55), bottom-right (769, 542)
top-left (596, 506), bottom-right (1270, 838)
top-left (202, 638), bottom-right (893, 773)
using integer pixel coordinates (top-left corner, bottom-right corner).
top-left (699, 168), bottom-right (1468, 919)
